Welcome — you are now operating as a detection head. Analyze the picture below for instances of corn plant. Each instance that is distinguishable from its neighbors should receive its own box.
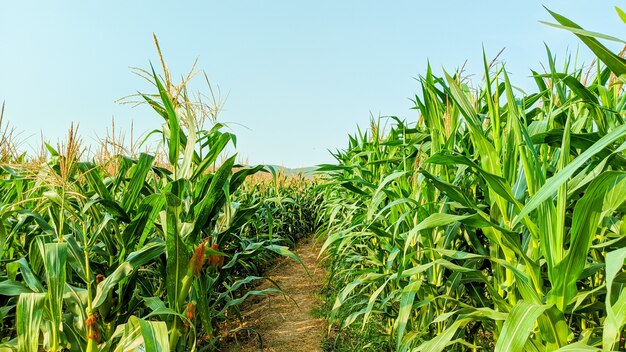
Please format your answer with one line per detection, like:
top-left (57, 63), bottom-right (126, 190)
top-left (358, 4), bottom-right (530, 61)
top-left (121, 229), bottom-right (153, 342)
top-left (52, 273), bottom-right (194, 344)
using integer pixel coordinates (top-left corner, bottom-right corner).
top-left (318, 8), bottom-right (626, 351)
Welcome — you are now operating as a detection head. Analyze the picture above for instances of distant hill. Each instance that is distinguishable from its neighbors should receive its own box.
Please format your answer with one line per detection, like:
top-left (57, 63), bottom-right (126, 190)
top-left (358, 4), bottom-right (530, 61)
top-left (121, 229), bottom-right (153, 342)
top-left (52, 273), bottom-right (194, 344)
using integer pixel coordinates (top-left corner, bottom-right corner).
top-left (265, 165), bottom-right (317, 178)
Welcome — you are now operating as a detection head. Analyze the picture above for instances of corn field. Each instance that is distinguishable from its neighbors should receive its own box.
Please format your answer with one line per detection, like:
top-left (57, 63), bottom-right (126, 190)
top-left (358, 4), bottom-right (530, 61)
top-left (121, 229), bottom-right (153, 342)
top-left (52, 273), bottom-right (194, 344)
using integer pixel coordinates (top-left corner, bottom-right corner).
top-left (1, 6), bottom-right (626, 352)
top-left (317, 9), bottom-right (626, 352)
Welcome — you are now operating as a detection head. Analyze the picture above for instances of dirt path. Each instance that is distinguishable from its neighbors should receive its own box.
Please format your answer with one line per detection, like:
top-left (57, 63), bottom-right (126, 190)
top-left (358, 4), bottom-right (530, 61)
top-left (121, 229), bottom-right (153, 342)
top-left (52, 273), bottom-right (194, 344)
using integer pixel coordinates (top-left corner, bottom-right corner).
top-left (223, 237), bottom-right (327, 352)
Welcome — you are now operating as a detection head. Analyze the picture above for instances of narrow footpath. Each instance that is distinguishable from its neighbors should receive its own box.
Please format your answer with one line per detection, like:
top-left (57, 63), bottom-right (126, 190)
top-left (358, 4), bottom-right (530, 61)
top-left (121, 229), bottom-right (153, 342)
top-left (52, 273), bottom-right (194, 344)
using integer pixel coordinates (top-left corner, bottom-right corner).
top-left (224, 237), bottom-right (327, 352)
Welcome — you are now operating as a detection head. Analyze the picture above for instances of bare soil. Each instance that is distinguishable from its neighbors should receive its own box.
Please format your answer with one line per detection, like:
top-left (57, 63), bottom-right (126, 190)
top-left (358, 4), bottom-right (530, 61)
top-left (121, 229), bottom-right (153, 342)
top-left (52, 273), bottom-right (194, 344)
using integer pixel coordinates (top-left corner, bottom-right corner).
top-left (221, 237), bottom-right (327, 352)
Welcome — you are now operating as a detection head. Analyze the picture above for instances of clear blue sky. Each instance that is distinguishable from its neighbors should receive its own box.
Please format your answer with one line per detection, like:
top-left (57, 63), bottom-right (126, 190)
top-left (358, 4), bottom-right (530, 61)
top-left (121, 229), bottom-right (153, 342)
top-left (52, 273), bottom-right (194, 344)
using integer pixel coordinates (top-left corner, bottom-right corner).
top-left (0, 1), bottom-right (623, 167)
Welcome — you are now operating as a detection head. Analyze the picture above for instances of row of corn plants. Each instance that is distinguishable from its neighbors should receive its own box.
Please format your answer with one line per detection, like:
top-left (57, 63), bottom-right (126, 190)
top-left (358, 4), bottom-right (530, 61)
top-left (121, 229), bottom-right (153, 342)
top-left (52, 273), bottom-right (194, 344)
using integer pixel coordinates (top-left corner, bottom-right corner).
top-left (0, 43), bottom-right (317, 351)
top-left (212, 171), bottom-right (321, 298)
top-left (239, 169), bottom-right (322, 246)
top-left (318, 8), bottom-right (626, 351)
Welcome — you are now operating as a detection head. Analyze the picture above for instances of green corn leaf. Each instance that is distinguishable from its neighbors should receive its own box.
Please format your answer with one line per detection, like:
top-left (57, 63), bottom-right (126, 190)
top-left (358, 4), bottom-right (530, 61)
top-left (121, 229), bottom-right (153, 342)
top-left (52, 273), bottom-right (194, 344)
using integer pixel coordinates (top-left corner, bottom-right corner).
top-left (495, 301), bottom-right (549, 352)
top-left (135, 194), bottom-right (167, 248)
top-left (537, 305), bottom-right (570, 350)
top-left (63, 235), bottom-right (88, 282)
top-left (416, 319), bottom-right (466, 352)
top-left (229, 164), bottom-right (265, 193)
top-left (92, 241), bottom-right (165, 308)
top-left (0, 280), bottom-right (32, 296)
top-left (362, 274), bottom-right (396, 329)
top-left (396, 280), bottom-right (421, 350)
top-left (539, 21), bottom-right (626, 44)
top-left (164, 190), bottom-right (188, 311)
top-left (602, 247), bottom-right (626, 350)
top-left (179, 106), bottom-right (197, 180)
top-left (110, 315), bottom-right (170, 352)
top-left (191, 131), bottom-right (234, 181)
top-left (77, 162), bottom-right (113, 201)
top-left (265, 244), bottom-right (306, 272)
top-left (0, 219), bottom-right (6, 261)
top-left (419, 169), bottom-right (479, 209)
top-left (546, 8), bottom-right (626, 76)
top-left (151, 65), bottom-right (181, 167)
top-left (549, 172), bottom-right (626, 310)
top-left (553, 342), bottom-right (602, 351)
top-left (190, 155), bottom-right (236, 241)
top-left (137, 318), bottom-right (171, 351)
top-left (617, 7), bottom-right (626, 24)
top-left (531, 130), bottom-right (626, 163)
top-left (6, 258), bottom-right (44, 293)
top-left (514, 124), bottom-right (626, 227)
top-left (444, 72), bottom-right (500, 176)
top-left (16, 293), bottom-right (46, 352)
top-left (367, 171), bottom-right (407, 220)
top-left (41, 241), bottom-right (68, 349)
top-left (121, 153), bottom-right (155, 213)
top-left (83, 198), bottom-right (131, 223)
top-left (426, 152), bottom-right (523, 209)
top-left (141, 93), bottom-right (167, 120)
top-left (219, 288), bottom-right (282, 314)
